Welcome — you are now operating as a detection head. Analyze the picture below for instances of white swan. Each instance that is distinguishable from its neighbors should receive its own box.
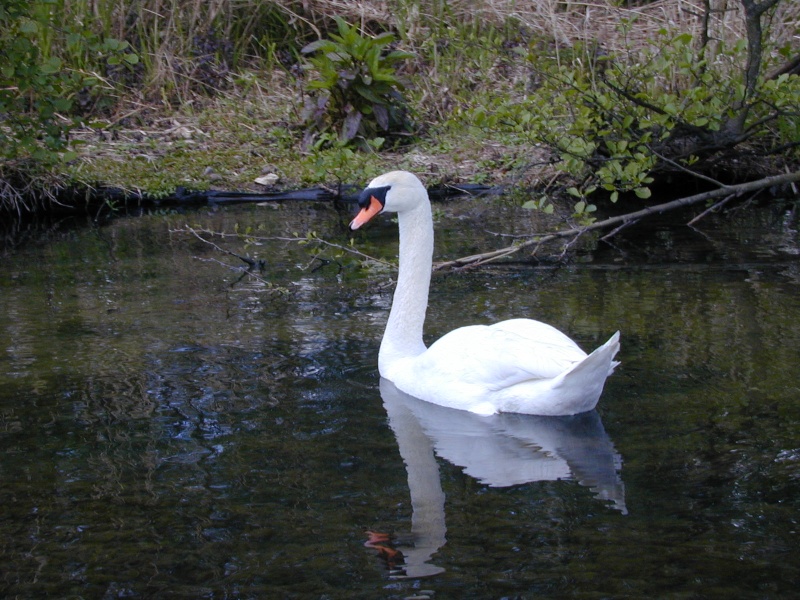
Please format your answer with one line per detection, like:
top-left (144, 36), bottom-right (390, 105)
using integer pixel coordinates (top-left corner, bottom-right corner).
top-left (350, 170), bottom-right (620, 416)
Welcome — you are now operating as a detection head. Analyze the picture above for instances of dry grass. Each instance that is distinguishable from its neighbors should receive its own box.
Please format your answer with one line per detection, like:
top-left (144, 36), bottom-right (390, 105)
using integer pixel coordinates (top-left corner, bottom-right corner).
top-left (52, 0), bottom-right (797, 102)
top-left (317, 0), bottom-right (796, 65)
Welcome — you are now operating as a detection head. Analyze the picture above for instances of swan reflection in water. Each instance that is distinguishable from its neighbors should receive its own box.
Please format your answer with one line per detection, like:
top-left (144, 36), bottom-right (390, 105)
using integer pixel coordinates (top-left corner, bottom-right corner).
top-left (375, 378), bottom-right (627, 579)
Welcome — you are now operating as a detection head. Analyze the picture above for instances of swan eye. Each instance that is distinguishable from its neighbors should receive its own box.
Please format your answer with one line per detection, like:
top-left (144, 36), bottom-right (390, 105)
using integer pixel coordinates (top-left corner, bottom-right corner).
top-left (358, 185), bottom-right (390, 210)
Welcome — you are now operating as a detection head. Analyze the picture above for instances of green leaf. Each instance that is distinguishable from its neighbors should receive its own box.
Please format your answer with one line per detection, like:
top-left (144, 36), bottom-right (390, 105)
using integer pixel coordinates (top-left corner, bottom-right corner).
top-left (325, 51), bottom-right (348, 63)
top-left (301, 40), bottom-right (333, 54)
top-left (373, 103), bottom-right (389, 130)
top-left (40, 57), bottom-right (62, 74)
top-left (353, 83), bottom-right (384, 104)
top-left (334, 16), bottom-right (351, 40)
top-left (342, 108), bottom-right (362, 141)
top-left (51, 97), bottom-right (71, 111)
top-left (634, 187), bottom-right (652, 199)
top-left (19, 19), bottom-right (38, 34)
top-left (372, 32), bottom-right (395, 47)
top-left (307, 80), bottom-right (332, 90)
top-left (371, 71), bottom-right (400, 85)
top-left (385, 50), bottom-right (415, 61)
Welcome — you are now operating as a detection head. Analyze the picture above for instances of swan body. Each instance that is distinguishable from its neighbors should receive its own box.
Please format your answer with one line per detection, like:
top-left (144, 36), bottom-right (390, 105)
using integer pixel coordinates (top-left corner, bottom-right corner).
top-left (350, 171), bottom-right (620, 416)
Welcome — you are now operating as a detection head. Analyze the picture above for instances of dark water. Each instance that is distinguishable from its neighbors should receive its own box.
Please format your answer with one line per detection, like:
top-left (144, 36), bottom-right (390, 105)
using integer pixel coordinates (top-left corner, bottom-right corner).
top-left (1, 197), bottom-right (799, 599)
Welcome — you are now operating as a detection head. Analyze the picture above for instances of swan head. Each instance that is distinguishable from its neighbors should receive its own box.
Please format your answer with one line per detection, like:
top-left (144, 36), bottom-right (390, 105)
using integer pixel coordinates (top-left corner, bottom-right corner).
top-left (349, 171), bottom-right (427, 230)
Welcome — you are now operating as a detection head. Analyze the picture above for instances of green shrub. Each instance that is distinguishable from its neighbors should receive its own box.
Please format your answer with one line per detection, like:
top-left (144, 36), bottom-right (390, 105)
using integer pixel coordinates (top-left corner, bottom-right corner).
top-left (300, 16), bottom-right (413, 148)
top-left (0, 0), bottom-right (140, 214)
top-left (473, 15), bottom-right (799, 219)
top-left (0, 0), bottom-right (137, 170)
top-left (1, 1), bottom-right (78, 167)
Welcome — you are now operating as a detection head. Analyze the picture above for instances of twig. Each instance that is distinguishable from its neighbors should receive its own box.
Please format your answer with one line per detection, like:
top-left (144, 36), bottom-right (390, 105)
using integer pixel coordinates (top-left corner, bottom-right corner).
top-left (687, 193), bottom-right (735, 225)
top-left (183, 225), bottom-right (262, 268)
top-left (294, 235), bottom-right (395, 269)
top-left (649, 148), bottom-right (727, 188)
top-left (194, 256), bottom-right (273, 288)
top-left (172, 226), bottom-right (396, 270)
top-left (558, 227), bottom-right (588, 260)
top-left (601, 218), bottom-right (640, 242)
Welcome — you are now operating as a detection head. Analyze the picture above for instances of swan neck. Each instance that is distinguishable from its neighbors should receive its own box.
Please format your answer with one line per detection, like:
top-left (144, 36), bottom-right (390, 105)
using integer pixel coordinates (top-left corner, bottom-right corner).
top-left (379, 200), bottom-right (433, 372)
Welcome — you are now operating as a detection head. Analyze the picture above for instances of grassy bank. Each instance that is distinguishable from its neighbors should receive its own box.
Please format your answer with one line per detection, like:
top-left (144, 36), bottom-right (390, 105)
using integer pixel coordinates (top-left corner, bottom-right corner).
top-left (2, 0), bottom-right (799, 214)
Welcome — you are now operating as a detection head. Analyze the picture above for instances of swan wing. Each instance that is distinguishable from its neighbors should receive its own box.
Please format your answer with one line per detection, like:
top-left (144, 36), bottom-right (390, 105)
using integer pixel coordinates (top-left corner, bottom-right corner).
top-left (422, 319), bottom-right (589, 390)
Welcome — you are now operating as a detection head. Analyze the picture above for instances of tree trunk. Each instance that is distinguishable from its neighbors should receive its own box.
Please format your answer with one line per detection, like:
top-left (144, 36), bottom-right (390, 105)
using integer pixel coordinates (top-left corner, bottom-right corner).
top-left (720, 0), bottom-right (782, 139)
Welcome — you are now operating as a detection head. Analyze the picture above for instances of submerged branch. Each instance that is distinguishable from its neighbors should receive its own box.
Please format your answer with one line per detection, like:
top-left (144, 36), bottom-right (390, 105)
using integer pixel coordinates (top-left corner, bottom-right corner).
top-left (172, 225), bottom-right (395, 271)
top-left (183, 225), bottom-right (263, 269)
top-left (194, 256), bottom-right (274, 288)
top-left (435, 170), bottom-right (800, 271)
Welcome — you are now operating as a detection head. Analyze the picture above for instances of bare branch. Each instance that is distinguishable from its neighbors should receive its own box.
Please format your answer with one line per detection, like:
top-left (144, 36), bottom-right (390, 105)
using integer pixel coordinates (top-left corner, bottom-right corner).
top-left (600, 218), bottom-right (640, 242)
top-left (649, 149), bottom-right (726, 187)
top-left (182, 225), bottom-right (262, 269)
top-left (766, 53), bottom-right (800, 80)
top-left (194, 256), bottom-right (274, 288)
top-left (687, 194), bottom-right (736, 225)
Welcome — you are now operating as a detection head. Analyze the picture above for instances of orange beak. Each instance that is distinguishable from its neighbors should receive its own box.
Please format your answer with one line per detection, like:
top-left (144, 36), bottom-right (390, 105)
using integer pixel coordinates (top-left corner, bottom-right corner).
top-left (349, 195), bottom-right (383, 230)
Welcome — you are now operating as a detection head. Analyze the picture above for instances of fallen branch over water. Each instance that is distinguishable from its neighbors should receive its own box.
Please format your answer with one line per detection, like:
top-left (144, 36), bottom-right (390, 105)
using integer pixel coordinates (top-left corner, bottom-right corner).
top-left (434, 170), bottom-right (800, 271)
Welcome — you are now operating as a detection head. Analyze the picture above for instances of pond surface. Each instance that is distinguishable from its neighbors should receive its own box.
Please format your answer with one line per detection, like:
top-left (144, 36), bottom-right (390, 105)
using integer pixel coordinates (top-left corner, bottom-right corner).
top-left (1, 196), bottom-right (799, 599)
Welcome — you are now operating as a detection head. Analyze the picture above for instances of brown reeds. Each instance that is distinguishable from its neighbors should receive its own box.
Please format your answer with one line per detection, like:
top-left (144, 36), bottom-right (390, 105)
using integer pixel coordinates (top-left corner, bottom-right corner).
top-left (42, 0), bottom-right (798, 102)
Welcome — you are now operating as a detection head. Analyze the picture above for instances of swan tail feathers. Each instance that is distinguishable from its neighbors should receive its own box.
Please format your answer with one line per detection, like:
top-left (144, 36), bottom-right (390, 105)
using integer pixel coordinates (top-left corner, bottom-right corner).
top-left (566, 331), bottom-right (620, 379)
top-left (501, 332), bottom-right (620, 416)
top-left (548, 331), bottom-right (621, 415)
